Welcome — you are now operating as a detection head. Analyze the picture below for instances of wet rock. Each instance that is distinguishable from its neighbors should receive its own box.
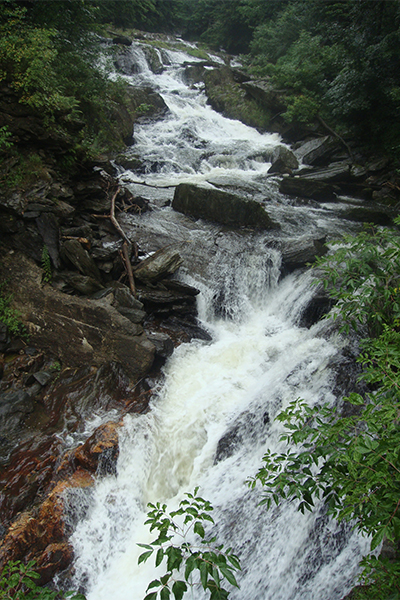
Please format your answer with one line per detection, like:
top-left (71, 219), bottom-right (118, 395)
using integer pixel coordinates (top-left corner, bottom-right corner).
top-left (0, 253), bottom-right (155, 381)
top-left (145, 331), bottom-right (174, 359)
top-left (124, 86), bottom-right (169, 122)
top-left (280, 237), bottom-right (328, 273)
top-left (163, 280), bottom-right (200, 297)
top-left (133, 245), bottom-right (184, 283)
top-left (61, 224), bottom-right (93, 239)
top-left (117, 306), bottom-right (146, 324)
top-left (298, 161), bottom-right (351, 184)
top-left (0, 469), bottom-right (94, 582)
top-left (341, 206), bottom-right (393, 226)
top-left (295, 136), bottom-right (341, 166)
top-left (268, 145), bottom-right (299, 174)
top-left (34, 542), bottom-right (74, 584)
top-left (242, 79), bottom-right (287, 113)
top-left (215, 424), bottom-right (242, 462)
top-left (0, 324), bottom-right (10, 352)
top-left (183, 62), bottom-right (209, 85)
top-left (73, 422), bottom-right (120, 476)
top-left (173, 183), bottom-right (280, 230)
top-left (112, 35), bottom-right (132, 46)
top-left (57, 272), bottom-right (104, 295)
top-left (279, 176), bottom-right (337, 202)
top-left (61, 238), bottom-right (102, 281)
top-left (158, 316), bottom-right (212, 343)
top-left (204, 67), bottom-right (272, 130)
top-left (113, 286), bottom-right (144, 310)
top-left (298, 293), bottom-right (334, 328)
top-left (137, 286), bottom-right (197, 314)
top-left (115, 153), bottom-right (144, 171)
top-left (141, 45), bottom-right (164, 74)
top-left (114, 46), bottom-right (140, 75)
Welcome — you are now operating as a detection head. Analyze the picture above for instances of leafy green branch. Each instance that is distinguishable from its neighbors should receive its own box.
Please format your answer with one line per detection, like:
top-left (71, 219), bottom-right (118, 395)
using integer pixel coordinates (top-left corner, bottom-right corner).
top-left (138, 488), bottom-right (241, 600)
top-left (0, 560), bottom-right (85, 600)
top-left (250, 220), bottom-right (400, 598)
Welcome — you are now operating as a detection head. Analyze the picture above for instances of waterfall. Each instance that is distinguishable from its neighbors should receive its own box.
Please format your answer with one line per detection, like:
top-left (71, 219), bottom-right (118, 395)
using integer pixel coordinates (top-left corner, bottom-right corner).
top-left (69, 41), bottom-right (370, 600)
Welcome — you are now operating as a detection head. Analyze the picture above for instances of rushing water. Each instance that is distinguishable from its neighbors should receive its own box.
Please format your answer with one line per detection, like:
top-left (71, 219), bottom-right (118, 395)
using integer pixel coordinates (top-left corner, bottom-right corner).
top-left (70, 41), bottom-right (370, 599)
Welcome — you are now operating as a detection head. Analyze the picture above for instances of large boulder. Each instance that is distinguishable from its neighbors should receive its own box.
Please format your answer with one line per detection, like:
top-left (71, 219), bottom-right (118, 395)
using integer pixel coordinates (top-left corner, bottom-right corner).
top-left (280, 237), bottom-right (328, 274)
top-left (141, 45), bottom-right (164, 74)
top-left (279, 176), bottom-right (337, 202)
top-left (295, 136), bottom-right (341, 166)
top-left (133, 244), bottom-right (184, 283)
top-left (0, 252), bottom-right (155, 381)
top-left (204, 67), bottom-right (271, 130)
top-left (172, 183), bottom-right (280, 230)
top-left (242, 79), bottom-right (287, 114)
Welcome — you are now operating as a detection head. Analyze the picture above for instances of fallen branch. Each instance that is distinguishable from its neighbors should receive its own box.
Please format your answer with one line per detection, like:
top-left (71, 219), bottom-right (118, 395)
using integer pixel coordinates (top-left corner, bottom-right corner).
top-left (316, 115), bottom-right (354, 161)
top-left (120, 242), bottom-right (136, 297)
top-left (121, 179), bottom-right (177, 189)
top-left (110, 187), bottom-right (136, 297)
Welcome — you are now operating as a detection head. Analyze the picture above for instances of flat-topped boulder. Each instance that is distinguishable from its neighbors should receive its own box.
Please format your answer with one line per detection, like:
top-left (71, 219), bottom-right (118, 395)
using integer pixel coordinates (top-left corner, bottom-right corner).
top-left (280, 176), bottom-right (337, 202)
top-left (172, 183), bottom-right (280, 230)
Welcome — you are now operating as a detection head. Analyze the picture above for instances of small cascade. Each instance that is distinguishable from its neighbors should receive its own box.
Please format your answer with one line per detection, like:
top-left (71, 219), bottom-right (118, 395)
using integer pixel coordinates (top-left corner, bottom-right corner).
top-left (70, 40), bottom-right (370, 600)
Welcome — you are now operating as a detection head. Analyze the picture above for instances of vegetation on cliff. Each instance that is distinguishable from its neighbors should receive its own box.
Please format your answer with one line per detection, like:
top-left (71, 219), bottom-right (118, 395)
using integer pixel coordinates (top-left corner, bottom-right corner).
top-left (251, 222), bottom-right (400, 599)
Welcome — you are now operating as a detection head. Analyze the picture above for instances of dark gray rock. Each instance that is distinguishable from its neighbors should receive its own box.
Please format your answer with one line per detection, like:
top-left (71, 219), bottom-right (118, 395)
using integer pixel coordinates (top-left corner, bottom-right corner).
top-left (279, 176), bottom-right (337, 202)
top-left (133, 245), bottom-right (184, 283)
top-left (341, 206), bottom-right (393, 226)
top-left (298, 294), bottom-right (334, 328)
top-left (0, 324), bottom-right (10, 352)
top-left (58, 272), bottom-right (104, 295)
top-left (295, 136), bottom-right (340, 166)
top-left (268, 146), bottom-right (299, 174)
top-left (141, 45), bottom-right (164, 74)
top-left (242, 79), bottom-right (287, 112)
top-left (113, 287), bottom-right (144, 310)
top-left (298, 161), bottom-right (351, 183)
top-left (116, 306), bottom-right (146, 324)
top-left (145, 331), bottom-right (174, 359)
top-left (61, 239), bottom-right (102, 282)
top-left (112, 36), bottom-right (132, 46)
top-left (163, 280), bottom-right (200, 297)
top-left (173, 183), bottom-right (280, 230)
top-left (114, 47), bottom-right (140, 75)
top-left (280, 237), bottom-right (328, 273)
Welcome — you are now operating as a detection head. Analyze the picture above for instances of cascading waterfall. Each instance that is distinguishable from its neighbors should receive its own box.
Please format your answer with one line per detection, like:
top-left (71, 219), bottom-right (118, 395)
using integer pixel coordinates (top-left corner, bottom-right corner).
top-left (69, 41), bottom-right (371, 599)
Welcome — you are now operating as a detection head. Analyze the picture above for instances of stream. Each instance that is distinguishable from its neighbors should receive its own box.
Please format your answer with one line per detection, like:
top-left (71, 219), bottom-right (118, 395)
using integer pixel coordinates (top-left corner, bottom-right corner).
top-left (69, 40), bottom-right (371, 600)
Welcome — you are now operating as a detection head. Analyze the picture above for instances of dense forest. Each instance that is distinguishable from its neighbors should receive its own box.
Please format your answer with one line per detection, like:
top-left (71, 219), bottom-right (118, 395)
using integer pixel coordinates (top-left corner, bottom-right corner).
top-left (1, 0), bottom-right (400, 162)
top-left (1, 2), bottom-right (400, 600)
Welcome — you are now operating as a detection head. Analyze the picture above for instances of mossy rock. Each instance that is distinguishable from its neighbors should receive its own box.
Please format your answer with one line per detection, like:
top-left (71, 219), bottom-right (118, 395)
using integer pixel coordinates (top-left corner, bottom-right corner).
top-left (204, 67), bottom-right (271, 131)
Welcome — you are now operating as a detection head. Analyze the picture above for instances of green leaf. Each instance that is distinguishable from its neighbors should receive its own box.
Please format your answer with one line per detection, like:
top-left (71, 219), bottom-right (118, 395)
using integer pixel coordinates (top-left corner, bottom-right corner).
top-left (139, 551), bottom-right (153, 565)
top-left (172, 581), bottom-right (187, 600)
top-left (371, 527), bottom-right (385, 551)
top-left (194, 521), bottom-right (205, 539)
top-left (200, 559), bottom-right (209, 590)
top-left (155, 548), bottom-right (164, 568)
top-left (220, 565), bottom-right (239, 587)
top-left (160, 586), bottom-right (170, 600)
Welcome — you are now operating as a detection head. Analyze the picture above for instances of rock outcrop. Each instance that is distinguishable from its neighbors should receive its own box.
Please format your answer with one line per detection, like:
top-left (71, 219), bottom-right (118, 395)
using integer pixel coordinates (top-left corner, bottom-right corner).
top-left (0, 252), bottom-right (155, 380)
top-left (172, 183), bottom-right (280, 230)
